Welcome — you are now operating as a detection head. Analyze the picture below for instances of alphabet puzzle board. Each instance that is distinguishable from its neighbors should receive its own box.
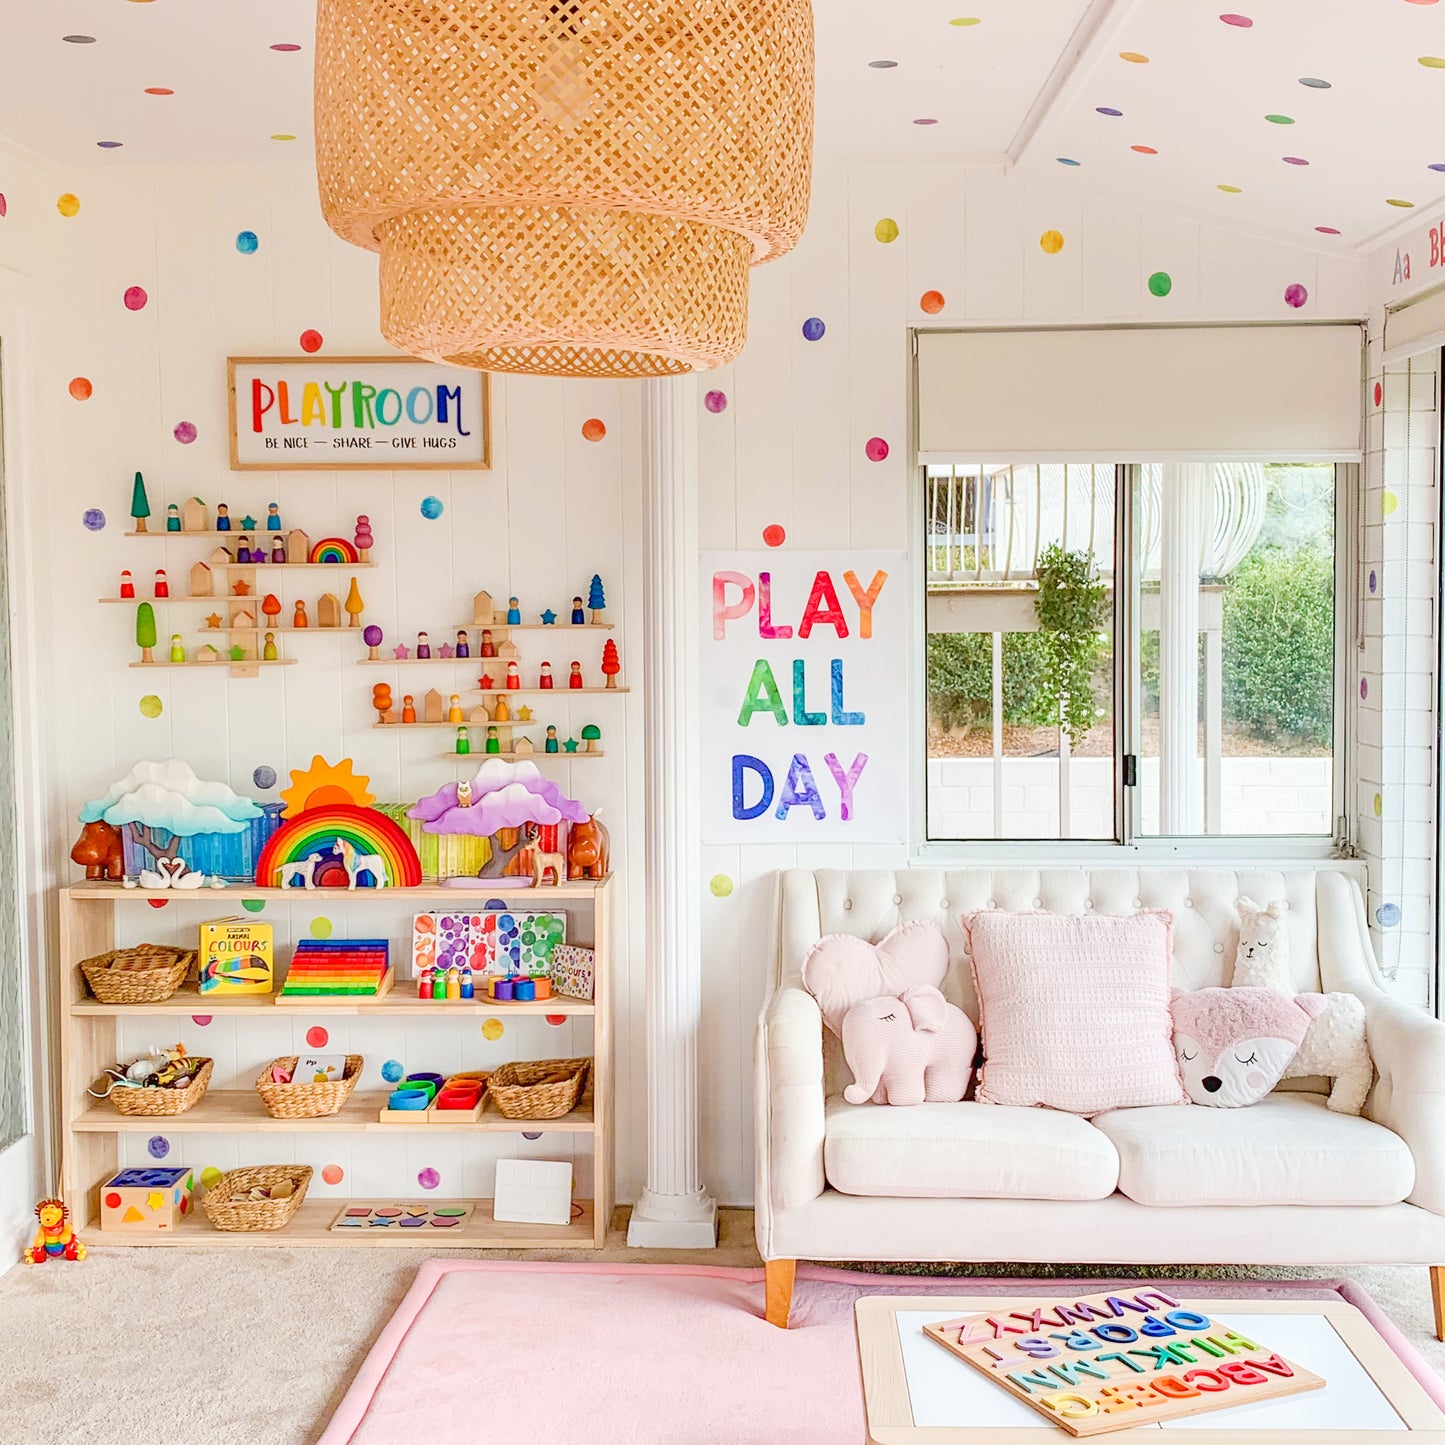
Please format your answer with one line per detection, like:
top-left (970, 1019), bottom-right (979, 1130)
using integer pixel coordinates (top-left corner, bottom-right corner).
top-left (922, 1287), bottom-right (1324, 1436)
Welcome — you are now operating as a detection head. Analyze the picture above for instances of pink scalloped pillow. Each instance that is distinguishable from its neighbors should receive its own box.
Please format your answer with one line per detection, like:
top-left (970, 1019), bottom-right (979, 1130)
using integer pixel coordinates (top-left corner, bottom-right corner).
top-left (964, 909), bottom-right (1187, 1115)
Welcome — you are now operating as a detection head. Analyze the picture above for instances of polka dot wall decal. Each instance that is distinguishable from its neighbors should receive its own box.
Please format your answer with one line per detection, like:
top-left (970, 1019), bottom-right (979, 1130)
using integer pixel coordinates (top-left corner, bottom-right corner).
top-left (1056, 157), bottom-right (1081, 166)
top-left (322, 1165), bottom-right (344, 1185)
top-left (299, 328), bottom-right (323, 352)
top-left (0, 195), bottom-right (7, 218)
top-left (310, 916), bottom-right (333, 939)
top-left (147, 898), bottom-right (169, 910)
top-left (522, 1131), bottom-right (542, 1141)
top-left (241, 899), bottom-right (265, 913)
top-left (418, 1168), bottom-right (440, 1190)
top-left (1369, 569), bottom-right (1377, 593)
top-left (1218, 184), bottom-right (1243, 193)
top-left (1418, 56), bottom-right (1445, 68)
top-left (1040, 230), bottom-right (1064, 254)
top-left (546, 1014), bottom-right (567, 1025)
top-left (123, 285), bottom-right (148, 311)
top-left (1374, 381), bottom-right (1383, 406)
top-left (581, 417), bottom-right (607, 442)
top-left (1265, 114), bottom-right (1295, 124)
top-left (1360, 677), bottom-right (1369, 700)
top-left (1219, 13), bottom-right (1253, 25)
top-left (865, 437), bottom-right (890, 462)
top-left (97, 142), bottom-right (123, 150)
top-left (1377, 903), bottom-right (1401, 929)
top-left (139, 695), bottom-right (162, 718)
top-left (1282, 156), bottom-right (1309, 165)
top-left (1119, 51), bottom-right (1149, 63)
top-left (913, 118), bottom-right (938, 126)
top-left (173, 421), bottom-right (197, 444)
top-left (874, 217), bottom-right (899, 243)
top-left (144, 87), bottom-right (174, 96)
top-left (420, 495), bottom-right (444, 520)
top-left (1386, 198), bottom-right (1415, 208)
top-left (920, 289), bottom-right (945, 313)
top-left (70, 377), bottom-right (93, 400)
top-left (710, 874), bottom-right (735, 897)
top-left (801, 316), bottom-right (826, 340)
top-left (1374, 793), bottom-right (1383, 818)
top-left (236, 230), bottom-right (259, 253)
top-left (62, 35), bottom-right (97, 44)
top-left (147, 1135), bottom-right (169, 1160)
top-left (1299, 77), bottom-right (1331, 88)
top-left (270, 43), bottom-right (303, 52)
top-left (306, 1026), bottom-right (329, 1048)
top-left (867, 60), bottom-right (898, 68)
top-left (1148, 271), bottom-right (1173, 297)
top-left (1316, 226), bottom-right (1342, 234)
top-left (1284, 283), bottom-right (1308, 308)
top-left (1131, 145), bottom-right (1158, 155)
top-left (253, 765), bottom-right (277, 789)
top-left (57, 193), bottom-right (80, 217)
top-left (1430, 164), bottom-right (1445, 172)
top-left (270, 135), bottom-right (298, 142)
top-left (703, 388), bottom-right (728, 413)
top-left (1096, 107), bottom-right (1123, 117)
top-left (762, 523), bottom-right (786, 547)
top-left (481, 1018), bottom-right (504, 1040)
top-left (82, 508), bottom-right (105, 531)
top-left (200, 1167), bottom-right (221, 1189)
top-left (191, 1014), bottom-right (211, 1026)
top-left (949, 17), bottom-right (982, 25)
top-left (1382, 491), bottom-right (1399, 515)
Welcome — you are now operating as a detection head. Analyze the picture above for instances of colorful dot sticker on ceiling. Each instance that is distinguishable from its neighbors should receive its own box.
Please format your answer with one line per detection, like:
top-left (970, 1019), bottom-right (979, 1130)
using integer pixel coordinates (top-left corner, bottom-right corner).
top-left (1284, 283), bottom-right (1308, 308)
top-left (201, 1167), bottom-right (222, 1189)
top-left (802, 317), bottom-right (826, 340)
top-left (874, 217), bottom-right (899, 243)
top-left (581, 418), bottom-right (607, 441)
top-left (418, 1168), bottom-right (440, 1190)
top-left (1376, 903), bottom-right (1401, 929)
top-left (1299, 77), bottom-right (1331, 88)
top-left (70, 377), bottom-right (93, 400)
top-left (236, 230), bottom-right (259, 253)
top-left (1386, 198), bottom-right (1415, 208)
top-left (920, 289), bottom-right (945, 313)
top-left (139, 694), bottom-right (162, 718)
top-left (1418, 56), bottom-right (1445, 68)
top-left (299, 328), bottom-right (323, 353)
top-left (173, 421), bottom-right (197, 444)
top-left (381, 1059), bottom-right (404, 1083)
top-left (322, 1164), bottom-right (344, 1185)
top-left (1381, 491), bottom-right (1399, 515)
top-left (57, 193), bottom-right (80, 217)
top-left (1219, 13), bottom-right (1253, 25)
top-left (704, 389), bottom-right (728, 413)
top-left (306, 1026), bottom-right (329, 1048)
top-left (1218, 184), bottom-right (1243, 193)
top-left (1040, 230), bottom-right (1064, 254)
top-left (481, 1018), bottom-right (504, 1041)
top-left (82, 508), bottom-right (105, 531)
top-left (242, 899), bottom-right (265, 913)
top-left (710, 874), bottom-right (735, 898)
top-left (310, 916), bottom-right (333, 939)
top-left (253, 765), bottom-right (277, 789)
top-left (420, 496), bottom-right (444, 519)
top-left (191, 1014), bottom-right (211, 1025)
top-left (148, 1135), bottom-right (170, 1159)
top-left (123, 285), bottom-right (148, 311)
top-left (1148, 271), bottom-right (1172, 297)
top-left (1119, 51), bottom-right (1149, 63)
top-left (865, 437), bottom-right (890, 462)
top-left (1265, 114), bottom-right (1295, 125)
top-left (1373, 793), bottom-right (1383, 818)
top-left (762, 523), bottom-right (786, 547)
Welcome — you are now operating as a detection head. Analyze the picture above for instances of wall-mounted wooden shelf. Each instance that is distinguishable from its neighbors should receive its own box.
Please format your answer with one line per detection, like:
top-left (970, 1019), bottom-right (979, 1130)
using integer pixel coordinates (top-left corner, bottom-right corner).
top-left (66, 878), bottom-right (611, 902)
top-left (127, 530), bottom-right (292, 539)
top-left (437, 751), bottom-right (604, 761)
top-left (197, 625), bottom-right (363, 635)
top-left (72, 984), bottom-right (596, 1017)
top-left (227, 561), bottom-right (376, 570)
top-left (128, 659), bottom-right (297, 670)
top-left (100, 596), bottom-right (221, 605)
top-left (452, 622), bottom-right (614, 633)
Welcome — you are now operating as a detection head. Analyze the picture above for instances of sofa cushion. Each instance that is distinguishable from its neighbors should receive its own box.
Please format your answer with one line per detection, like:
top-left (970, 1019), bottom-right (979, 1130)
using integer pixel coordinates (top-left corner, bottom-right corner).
top-left (823, 1096), bottom-right (1119, 1201)
top-left (1093, 1093), bottom-right (1415, 1207)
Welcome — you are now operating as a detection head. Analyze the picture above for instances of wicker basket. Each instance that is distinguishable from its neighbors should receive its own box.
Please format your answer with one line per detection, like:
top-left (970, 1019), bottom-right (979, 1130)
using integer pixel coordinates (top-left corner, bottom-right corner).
top-left (256, 1055), bottom-right (362, 1119)
top-left (486, 1057), bottom-right (590, 1120)
top-left (202, 1165), bottom-right (312, 1233)
top-left (81, 946), bottom-right (195, 1005)
top-left (109, 1057), bottom-right (213, 1116)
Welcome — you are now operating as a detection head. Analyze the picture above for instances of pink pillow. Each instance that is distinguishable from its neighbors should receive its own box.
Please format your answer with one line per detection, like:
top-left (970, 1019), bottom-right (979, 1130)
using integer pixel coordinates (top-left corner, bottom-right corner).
top-left (963, 909), bottom-right (1187, 1114)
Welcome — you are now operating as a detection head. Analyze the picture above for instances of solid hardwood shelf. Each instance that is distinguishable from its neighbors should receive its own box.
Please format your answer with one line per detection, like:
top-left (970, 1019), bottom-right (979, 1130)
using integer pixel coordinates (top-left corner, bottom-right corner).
top-left (128, 659), bottom-right (297, 669)
top-left (438, 751), bottom-right (604, 761)
top-left (75, 1092), bottom-right (594, 1135)
top-left (126, 530), bottom-right (291, 539)
top-left (227, 561), bottom-right (376, 570)
top-left (198, 625), bottom-right (363, 634)
top-left (99, 596), bottom-right (225, 605)
top-left (63, 878), bottom-right (611, 902)
top-left (452, 622), bottom-right (614, 632)
top-left (85, 1198), bottom-right (597, 1250)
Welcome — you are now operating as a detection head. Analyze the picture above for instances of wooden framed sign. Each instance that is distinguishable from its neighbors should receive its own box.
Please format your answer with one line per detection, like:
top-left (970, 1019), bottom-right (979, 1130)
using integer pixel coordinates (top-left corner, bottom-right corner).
top-left (228, 356), bottom-right (490, 470)
top-left (922, 1286), bottom-right (1324, 1436)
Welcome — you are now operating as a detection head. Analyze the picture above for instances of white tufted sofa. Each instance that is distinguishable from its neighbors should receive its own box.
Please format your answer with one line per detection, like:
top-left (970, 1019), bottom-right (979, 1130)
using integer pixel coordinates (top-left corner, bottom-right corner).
top-left (755, 865), bottom-right (1445, 1330)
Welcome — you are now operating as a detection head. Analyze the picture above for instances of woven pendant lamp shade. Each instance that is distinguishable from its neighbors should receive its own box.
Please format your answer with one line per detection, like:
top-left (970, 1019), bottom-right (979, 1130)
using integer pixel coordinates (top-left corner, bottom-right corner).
top-left (315, 1), bottom-right (814, 378)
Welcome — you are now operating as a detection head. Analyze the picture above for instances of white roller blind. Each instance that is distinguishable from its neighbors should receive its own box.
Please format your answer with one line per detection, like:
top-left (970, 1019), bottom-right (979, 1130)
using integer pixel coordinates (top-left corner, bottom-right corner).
top-left (1384, 284), bottom-right (1445, 362)
top-left (916, 325), bottom-right (1363, 461)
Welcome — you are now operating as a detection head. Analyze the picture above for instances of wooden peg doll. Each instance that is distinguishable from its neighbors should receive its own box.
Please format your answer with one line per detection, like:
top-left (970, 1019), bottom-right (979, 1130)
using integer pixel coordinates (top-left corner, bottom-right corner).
top-left (119, 570), bottom-right (135, 599)
top-left (153, 569), bottom-right (170, 599)
top-left (266, 502), bottom-right (282, 531)
top-left (538, 661), bottom-right (554, 689)
top-left (263, 631), bottom-right (279, 662)
top-left (455, 727), bottom-right (470, 755)
top-left (571, 596), bottom-right (585, 626)
top-left (485, 726), bottom-right (501, 754)
top-left (215, 504), bottom-right (231, 531)
top-left (417, 631), bottom-right (432, 659)
top-left (506, 596), bottom-right (521, 625)
top-left (168, 634), bottom-right (186, 663)
top-left (505, 660), bottom-right (520, 690)
top-left (447, 694), bottom-right (464, 723)
top-left (293, 600), bottom-right (309, 629)
top-left (402, 694), bottom-right (416, 724)
top-left (271, 536), bottom-right (286, 564)
top-left (545, 725), bottom-right (559, 753)
top-left (454, 629), bottom-right (470, 659)
top-left (480, 629), bottom-right (495, 658)
top-left (493, 694), bottom-right (510, 722)
top-left (236, 536), bottom-right (253, 564)
top-left (568, 661), bottom-right (583, 689)
top-left (165, 503), bottom-right (180, 533)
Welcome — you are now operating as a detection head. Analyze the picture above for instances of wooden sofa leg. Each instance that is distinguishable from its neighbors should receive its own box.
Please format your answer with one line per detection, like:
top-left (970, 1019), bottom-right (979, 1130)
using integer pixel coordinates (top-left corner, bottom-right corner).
top-left (765, 1258), bottom-right (796, 1329)
top-left (1432, 1267), bottom-right (1445, 1342)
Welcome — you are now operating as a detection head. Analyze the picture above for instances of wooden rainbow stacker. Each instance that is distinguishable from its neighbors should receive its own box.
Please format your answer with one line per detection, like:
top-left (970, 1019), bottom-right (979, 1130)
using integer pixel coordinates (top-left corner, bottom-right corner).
top-left (922, 1286), bottom-right (1324, 1436)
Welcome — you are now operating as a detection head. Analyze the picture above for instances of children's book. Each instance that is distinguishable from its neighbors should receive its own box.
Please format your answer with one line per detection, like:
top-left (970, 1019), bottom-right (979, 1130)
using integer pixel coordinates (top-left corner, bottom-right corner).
top-left (198, 917), bottom-right (274, 995)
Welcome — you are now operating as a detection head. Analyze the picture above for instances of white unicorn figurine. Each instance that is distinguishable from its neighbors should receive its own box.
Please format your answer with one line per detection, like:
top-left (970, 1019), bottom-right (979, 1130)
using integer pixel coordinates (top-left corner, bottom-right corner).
top-left (334, 837), bottom-right (388, 890)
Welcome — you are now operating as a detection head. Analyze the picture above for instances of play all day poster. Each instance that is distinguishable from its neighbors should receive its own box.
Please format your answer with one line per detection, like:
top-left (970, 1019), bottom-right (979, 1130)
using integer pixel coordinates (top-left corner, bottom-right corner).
top-left (701, 551), bottom-right (908, 844)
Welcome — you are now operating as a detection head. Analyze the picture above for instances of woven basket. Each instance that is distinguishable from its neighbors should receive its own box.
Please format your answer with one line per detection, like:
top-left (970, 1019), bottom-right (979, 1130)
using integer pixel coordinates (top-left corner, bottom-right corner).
top-left (486, 1057), bottom-right (590, 1119)
top-left (81, 946), bottom-right (195, 1005)
top-left (315, 0), bottom-right (813, 377)
top-left (202, 1165), bottom-right (312, 1233)
top-left (256, 1055), bottom-right (362, 1120)
top-left (109, 1057), bottom-right (213, 1116)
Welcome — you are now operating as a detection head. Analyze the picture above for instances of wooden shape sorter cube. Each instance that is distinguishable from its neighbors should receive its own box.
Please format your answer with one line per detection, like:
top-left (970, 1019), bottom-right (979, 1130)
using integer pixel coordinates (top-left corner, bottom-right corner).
top-left (100, 1167), bottom-right (195, 1233)
top-left (921, 1286), bottom-right (1325, 1436)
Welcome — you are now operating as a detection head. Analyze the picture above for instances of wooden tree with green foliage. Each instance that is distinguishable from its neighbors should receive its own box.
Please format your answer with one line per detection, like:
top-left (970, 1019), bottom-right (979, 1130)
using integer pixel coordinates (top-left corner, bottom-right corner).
top-left (130, 472), bottom-right (151, 533)
top-left (135, 603), bottom-right (157, 663)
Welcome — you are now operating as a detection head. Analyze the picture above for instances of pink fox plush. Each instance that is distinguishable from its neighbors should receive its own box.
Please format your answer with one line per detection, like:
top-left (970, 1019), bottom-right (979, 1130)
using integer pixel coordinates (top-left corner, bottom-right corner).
top-left (1170, 986), bottom-right (1327, 1108)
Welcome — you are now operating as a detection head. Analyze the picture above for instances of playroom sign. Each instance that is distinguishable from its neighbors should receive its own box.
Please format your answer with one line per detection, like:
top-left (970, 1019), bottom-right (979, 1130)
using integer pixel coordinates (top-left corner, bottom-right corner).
top-left (227, 356), bottom-right (491, 470)
top-left (700, 550), bottom-right (907, 844)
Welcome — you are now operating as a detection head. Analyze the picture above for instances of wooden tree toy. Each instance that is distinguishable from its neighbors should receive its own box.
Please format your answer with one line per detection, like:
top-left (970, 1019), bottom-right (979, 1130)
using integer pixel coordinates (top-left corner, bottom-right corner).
top-left (354, 514), bottom-right (374, 561)
top-left (402, 694), bottom-right (416, 724)
top-left (136, 604), bottom-right (157, 663)
top-left (568, 661), bottom-right (583, 689)
top-left (166, 504), bottom-right (181, 533)
top-left (601, 639), bottom-right (621, 688)
top-left (119, 570), bottom-right (135, 599)
top-left (286, 528), bottom-right (310, 563)
top-left (571, 595), bottom-right (585, 625)
top-left (216, 504), bottom-right (231, 531)
top-left (189, 562), bottom-right (213, 598)
top-left (447, 694), bottom-right (464, 723)
top-left (581, 724), bottom-right (602, 753)
top-left (538, 662), bottom-right (554, 689)
top-left (344, 578), bottom-right (365, 628)
top-left (169, 634), bottom-right (186, 663)
top-left (129, 472), bottom-right (151, 533)
top-left (455, 727), bottom-right (470, 754)
top-left (588, 574), bottom-right (606, 623)
top-left (364, 625), bottom-right (384, 661)
top-left (154, 569), bottom-right (170, 599)
top-left (261, 594), bottom-right (283, 630)
top-left (424, 689), bottom-right (445, 723)
top-left (292, 600), bottom-right (309, 629)
top-left (181, 497), bottom-right (209, 532)
top-left (267, 503), bottom-right (282, 531)
top-left (317, 593), bottom-right (342, 628)
top-left (263, 632), bottom-right (279, 661)
top-left (372, 683), bottom-right (394, 723)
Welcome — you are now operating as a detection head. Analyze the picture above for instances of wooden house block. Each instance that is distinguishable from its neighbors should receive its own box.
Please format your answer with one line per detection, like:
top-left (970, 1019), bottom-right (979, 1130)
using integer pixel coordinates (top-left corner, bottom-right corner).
top-left (285, 528), bottom-right (311, 564)
top-left (472, 590), bottom-right (494, 625)
top-left (100, 1166), bottom-right (194, 1233)
top-left (423, 688), bottom-right (445, 724)
top-left (317, 593), bottom-right (341, 628)
top-left (189, 561), bottom-right (214, 598)
top-left (196, 644), bottom-right (222, 664)
top-left (497, 640), bottom-right (520, 661)
top-left (181, 498), bottom-right (209, 532)
top-left (209, 545), bottom-right (234, 570)
top-left (513, 735), bottom-right (534, 755)
top-left (228, 604), bottom-right (256, 630)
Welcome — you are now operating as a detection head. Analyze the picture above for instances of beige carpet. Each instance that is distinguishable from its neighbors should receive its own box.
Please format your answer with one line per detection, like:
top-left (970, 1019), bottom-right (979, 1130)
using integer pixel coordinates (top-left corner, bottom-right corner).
top-left (0, 1208), bottom-right (1438, 1445)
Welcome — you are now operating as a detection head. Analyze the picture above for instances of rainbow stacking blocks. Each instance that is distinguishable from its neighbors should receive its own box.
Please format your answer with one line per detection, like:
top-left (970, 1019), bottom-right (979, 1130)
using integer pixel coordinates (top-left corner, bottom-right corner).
top-left (279, 938), bottom-right (390, 997)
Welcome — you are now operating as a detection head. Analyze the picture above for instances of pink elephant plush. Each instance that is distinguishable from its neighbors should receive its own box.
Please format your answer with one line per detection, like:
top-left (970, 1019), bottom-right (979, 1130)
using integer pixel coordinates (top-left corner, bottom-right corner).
top-left (801, 921), bottom-right (977, 1106)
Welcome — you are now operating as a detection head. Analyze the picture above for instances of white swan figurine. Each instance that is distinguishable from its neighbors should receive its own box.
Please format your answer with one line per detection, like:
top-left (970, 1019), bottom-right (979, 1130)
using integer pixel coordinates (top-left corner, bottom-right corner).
top-left (167, 859), bottom-right (206, 890)
top-left (138, 861), bottom-right (173, 890)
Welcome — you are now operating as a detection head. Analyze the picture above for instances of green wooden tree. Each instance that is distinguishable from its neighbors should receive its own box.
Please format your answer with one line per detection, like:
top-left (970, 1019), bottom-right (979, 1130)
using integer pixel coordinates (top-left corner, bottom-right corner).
top-left (130, 472), bottom-right (152, 533)
top-left (135, 603), bottom-right (157, 662)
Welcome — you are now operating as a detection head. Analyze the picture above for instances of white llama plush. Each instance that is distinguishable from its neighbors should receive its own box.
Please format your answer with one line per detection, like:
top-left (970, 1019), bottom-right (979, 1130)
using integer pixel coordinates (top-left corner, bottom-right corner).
top-left (1232, 897), bottom-right (1372, 1115)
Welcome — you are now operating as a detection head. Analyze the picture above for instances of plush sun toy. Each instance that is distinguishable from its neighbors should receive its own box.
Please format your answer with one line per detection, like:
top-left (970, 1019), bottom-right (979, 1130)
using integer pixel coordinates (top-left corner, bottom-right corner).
top-left (25, 1198), bottom-right (86, 1265)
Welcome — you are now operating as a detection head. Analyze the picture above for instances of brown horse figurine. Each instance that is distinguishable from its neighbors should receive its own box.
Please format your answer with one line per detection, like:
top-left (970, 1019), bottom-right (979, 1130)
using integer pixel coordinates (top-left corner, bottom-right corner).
top-left (70, 820), bottom-right (124, 880)
top-left (566, 812), bottom-right (610, 881)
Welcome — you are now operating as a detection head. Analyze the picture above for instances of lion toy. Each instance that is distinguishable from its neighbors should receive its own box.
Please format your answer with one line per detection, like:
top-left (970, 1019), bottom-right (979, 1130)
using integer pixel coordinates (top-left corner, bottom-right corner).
top-left (25, 1198), bottom-right (86, 1265)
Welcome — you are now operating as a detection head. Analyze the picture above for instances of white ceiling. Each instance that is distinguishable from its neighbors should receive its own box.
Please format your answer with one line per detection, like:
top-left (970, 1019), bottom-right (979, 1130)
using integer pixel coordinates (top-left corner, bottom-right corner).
top-left (1, 0), bottom-right (1442, 250)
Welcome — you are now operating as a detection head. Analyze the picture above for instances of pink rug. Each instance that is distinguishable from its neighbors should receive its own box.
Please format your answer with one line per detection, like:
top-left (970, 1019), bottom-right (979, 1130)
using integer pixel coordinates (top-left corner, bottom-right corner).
top-left (319, 1265), bottom-right (1445, 1445)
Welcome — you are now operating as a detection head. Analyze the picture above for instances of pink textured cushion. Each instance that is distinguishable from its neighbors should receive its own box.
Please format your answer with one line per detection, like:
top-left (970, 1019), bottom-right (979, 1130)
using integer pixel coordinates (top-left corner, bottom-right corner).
top-left (964, 909), bottom-right (1187, 1115)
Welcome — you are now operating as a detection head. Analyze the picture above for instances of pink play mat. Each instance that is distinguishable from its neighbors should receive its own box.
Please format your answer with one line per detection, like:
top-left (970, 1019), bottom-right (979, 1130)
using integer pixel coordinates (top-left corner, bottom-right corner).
top-left (318, 1263), bottom-right (1445, 1445)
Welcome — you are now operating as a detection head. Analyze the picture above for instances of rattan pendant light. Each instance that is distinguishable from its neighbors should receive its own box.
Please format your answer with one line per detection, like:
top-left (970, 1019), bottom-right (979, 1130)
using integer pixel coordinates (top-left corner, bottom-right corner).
top-left (315, 1), bottom-right (814, 378)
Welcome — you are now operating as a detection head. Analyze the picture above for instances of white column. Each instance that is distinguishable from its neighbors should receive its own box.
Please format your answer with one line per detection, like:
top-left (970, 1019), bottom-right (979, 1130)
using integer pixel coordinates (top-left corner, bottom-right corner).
top-left (627, 374), bottom-right (718, 1249)
top-left (1158, 463), bottom-right (1209, 835)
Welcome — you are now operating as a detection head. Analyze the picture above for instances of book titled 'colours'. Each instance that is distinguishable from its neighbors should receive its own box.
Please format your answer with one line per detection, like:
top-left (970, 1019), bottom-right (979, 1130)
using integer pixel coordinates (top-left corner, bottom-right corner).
top-left (198, 917), bottom-right (274, 995)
